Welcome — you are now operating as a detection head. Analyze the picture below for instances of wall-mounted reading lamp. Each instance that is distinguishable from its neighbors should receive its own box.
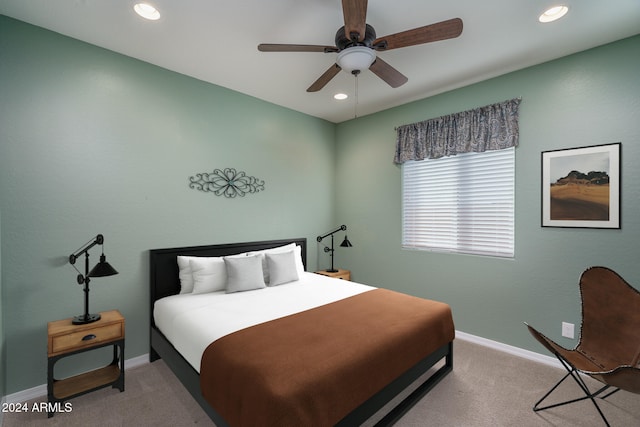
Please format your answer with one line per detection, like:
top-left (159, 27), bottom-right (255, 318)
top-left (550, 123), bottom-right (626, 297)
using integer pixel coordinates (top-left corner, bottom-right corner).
top-left (69, 234), bottom-right (118, 324)
top-left (316, 225), bottom-right (352, 273)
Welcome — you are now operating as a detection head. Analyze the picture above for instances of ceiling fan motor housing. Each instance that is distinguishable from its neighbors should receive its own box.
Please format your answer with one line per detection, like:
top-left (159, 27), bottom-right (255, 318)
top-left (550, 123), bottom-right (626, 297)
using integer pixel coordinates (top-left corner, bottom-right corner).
top-left (335, 24), bottom-right (377, 50)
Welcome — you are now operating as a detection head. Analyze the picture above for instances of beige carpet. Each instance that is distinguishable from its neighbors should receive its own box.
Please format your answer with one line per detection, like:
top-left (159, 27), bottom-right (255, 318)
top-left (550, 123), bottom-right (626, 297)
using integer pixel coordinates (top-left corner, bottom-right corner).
top-left (3, 339), bottom-right (639, 426)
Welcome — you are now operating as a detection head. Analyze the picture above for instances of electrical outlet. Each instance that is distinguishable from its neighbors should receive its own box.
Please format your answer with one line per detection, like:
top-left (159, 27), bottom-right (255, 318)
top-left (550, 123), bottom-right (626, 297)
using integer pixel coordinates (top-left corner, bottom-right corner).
top-left (562, 322), bottom-right (575, 339)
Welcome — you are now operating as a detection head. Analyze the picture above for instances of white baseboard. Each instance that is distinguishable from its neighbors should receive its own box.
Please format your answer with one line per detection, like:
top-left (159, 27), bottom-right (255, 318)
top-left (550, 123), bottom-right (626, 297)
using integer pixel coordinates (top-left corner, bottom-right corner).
top-left (4, 353), bottom-right (149, 404)
top-left (456, 330), bottom-right (562, 369)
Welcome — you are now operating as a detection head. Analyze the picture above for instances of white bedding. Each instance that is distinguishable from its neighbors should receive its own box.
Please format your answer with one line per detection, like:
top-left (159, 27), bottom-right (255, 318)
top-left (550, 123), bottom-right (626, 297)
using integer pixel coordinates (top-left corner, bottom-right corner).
top-left (153, 272), bottom-right (375, 372)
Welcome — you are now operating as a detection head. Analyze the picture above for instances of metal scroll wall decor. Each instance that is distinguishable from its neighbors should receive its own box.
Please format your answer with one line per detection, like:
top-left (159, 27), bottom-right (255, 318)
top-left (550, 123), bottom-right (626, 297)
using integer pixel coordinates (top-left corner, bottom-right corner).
top-left (189, 168), bottom-right (265, 198)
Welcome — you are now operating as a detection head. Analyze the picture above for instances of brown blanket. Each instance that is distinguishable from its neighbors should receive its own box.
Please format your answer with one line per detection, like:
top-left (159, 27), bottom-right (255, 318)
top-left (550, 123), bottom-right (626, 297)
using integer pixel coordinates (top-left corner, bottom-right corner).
top-left (200, 288), bottom-right (454, 427)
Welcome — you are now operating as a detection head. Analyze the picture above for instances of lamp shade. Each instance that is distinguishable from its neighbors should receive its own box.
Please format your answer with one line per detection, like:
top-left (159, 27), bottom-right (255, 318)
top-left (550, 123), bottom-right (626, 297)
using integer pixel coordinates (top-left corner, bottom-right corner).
top-left (88, 254), bottom-right (119, 277)
top-left (340, 235), bottom-right (353, 247)
top-left (336, 46), bottom-right (376, 73)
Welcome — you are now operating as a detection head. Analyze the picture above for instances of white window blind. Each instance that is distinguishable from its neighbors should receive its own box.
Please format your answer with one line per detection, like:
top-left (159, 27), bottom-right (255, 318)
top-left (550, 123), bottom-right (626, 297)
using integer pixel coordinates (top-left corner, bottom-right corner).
top-left (402, 147), bottom-right (515, 258)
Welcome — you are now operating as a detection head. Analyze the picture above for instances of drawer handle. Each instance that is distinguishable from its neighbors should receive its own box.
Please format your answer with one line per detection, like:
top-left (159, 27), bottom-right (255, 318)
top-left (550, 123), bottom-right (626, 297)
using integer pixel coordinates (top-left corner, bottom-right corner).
top-left (82, 334), bottom-right (97, 341)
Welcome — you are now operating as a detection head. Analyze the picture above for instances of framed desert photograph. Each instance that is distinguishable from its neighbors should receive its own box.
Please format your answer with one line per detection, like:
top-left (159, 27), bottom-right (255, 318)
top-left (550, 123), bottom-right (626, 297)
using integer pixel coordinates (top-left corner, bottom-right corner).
top-left (541, 143), bottom-right (620, 228)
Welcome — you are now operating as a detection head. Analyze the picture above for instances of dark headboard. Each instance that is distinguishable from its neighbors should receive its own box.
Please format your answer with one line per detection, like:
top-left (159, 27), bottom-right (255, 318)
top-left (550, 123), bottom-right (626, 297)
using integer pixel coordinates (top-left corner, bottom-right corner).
top-left (149, 238), bottom-right (307, 324)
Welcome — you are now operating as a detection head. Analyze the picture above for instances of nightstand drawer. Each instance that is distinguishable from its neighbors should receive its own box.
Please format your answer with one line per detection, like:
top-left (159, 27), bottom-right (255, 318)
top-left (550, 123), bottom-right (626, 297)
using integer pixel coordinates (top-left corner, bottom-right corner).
top-left (51, 323), bottom-right (123, 355)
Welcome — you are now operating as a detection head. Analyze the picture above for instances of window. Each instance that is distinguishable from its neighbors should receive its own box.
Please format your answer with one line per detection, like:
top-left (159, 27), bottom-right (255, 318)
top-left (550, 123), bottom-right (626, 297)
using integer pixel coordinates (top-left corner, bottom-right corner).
top-left (402, 147), bottom-right (514, 258)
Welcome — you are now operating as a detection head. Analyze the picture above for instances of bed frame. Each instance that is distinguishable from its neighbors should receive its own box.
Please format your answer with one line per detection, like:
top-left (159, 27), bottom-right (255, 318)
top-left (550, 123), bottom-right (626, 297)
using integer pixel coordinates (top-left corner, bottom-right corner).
top-left (149, 238), bottom-right (453, 426)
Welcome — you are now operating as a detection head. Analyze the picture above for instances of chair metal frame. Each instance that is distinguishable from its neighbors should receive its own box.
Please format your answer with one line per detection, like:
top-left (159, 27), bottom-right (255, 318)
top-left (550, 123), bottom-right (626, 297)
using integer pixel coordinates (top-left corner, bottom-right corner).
top-left (528, 330), bottom-right (616, 426)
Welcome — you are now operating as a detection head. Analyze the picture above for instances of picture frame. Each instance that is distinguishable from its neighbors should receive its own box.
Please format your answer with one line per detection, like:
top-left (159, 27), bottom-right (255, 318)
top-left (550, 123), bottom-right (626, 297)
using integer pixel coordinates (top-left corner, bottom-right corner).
top-left (541, 142), bottom-right (620, 228)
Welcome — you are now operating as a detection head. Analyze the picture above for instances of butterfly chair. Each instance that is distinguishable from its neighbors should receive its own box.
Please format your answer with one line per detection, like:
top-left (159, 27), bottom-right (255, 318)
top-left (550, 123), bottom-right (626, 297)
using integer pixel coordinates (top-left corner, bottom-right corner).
top-left (525, 266), bottom-right (640, 426)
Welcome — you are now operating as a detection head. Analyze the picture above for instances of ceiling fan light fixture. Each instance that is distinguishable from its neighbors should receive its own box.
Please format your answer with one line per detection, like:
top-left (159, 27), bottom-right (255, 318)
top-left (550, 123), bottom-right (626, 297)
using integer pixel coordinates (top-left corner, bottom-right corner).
top-left (134, 3), bottom-right (161, 21)
top-left (334, 93), bottom-right (348, 100)
top-left (539, 6), bottom-right (568, 23)
top-left (336, 46), bottom-right (376, 74)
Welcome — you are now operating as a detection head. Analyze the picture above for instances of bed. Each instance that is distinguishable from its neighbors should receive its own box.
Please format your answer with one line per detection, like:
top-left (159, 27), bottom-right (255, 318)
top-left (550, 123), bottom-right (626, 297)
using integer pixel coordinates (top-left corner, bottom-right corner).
top-left (149, 238), bottom-right (454, 426)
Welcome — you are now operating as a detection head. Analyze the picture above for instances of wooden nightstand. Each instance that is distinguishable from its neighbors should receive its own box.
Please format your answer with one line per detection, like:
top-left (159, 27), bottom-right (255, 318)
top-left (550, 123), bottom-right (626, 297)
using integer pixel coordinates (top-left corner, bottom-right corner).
top-left (315, 268), bottom-right (351, 281)
top-left (47, 310), bottom-right (125, 417)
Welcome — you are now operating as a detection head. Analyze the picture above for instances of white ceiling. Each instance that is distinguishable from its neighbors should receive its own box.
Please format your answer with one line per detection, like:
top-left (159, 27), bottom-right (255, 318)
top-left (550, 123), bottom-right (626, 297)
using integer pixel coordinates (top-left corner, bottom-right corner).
top-left (1, 0), bottom-right (639, 123)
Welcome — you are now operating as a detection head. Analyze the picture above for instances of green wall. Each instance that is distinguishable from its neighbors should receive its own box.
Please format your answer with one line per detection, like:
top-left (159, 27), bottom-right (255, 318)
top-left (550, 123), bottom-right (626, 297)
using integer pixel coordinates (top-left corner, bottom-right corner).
top-left (0, 16), bottom-right (335, 394)
top-left (335, 35), bottom-right (640, 352)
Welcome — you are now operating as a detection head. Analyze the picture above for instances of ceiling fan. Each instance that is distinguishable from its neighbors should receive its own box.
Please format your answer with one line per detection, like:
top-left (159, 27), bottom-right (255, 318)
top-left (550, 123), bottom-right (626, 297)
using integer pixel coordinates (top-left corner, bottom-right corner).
top-left (258, 0), bottom-right (463, 92)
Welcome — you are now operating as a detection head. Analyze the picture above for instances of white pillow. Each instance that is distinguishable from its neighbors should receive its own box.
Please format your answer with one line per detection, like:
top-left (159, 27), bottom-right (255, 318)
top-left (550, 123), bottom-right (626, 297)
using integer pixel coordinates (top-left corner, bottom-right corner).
top-left (292, 244), bottom-right (305, 274)
top-left (224, 254), bottom-right (266, 293)
top-left (177, 256), bottom-right (198, 294)
top-left (189, 257), bottom-right (227, 294)
top-left (266, 250), bottom-right (299, 286)
top-left (248, 243), bottom-right (296, 259)
top-left (248, 243), bottom-right (305, 282)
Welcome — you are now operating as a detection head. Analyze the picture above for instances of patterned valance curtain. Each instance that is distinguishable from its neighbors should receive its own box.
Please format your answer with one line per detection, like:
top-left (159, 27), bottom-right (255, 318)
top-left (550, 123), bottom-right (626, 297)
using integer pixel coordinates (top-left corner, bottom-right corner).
top-left (393, 98), bottom-right (521, 164)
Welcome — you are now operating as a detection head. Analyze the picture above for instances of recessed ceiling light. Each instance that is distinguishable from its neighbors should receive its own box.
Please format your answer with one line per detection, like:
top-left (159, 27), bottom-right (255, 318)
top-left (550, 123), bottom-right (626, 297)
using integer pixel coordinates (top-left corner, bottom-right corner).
top-left (334, 93), bottom-right (348, 100)
top-left (134, 3), bottom-right (161, 21)
top-left (539, 5), bottom-right (569, 23)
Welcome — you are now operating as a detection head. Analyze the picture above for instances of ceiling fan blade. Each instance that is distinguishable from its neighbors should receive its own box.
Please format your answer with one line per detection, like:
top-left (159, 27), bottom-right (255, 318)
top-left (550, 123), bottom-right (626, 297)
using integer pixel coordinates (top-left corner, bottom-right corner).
top-left (374, 18), bottom-right (463, 51)
top-left (342, 0), bottom-right (368, 42)
top-left (258, 44), bottom-right (338, 53)
top-left (369, 57), bottom-right (408, 88)
top-left (307, 64), bottom-right (342, 92)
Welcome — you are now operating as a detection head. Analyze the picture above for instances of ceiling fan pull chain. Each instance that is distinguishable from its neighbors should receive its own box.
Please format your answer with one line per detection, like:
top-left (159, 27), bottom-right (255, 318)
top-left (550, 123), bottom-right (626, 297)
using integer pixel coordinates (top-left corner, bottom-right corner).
top-left (353, 70), bottom-right (360, 118)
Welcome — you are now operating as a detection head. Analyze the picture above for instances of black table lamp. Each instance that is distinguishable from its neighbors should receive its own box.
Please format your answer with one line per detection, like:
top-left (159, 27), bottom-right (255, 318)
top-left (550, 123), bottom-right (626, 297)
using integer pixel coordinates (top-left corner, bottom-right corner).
top-left (316, 225), bottom-right (353, 273)
top-left (69, 234), bottom-right (118, 324)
